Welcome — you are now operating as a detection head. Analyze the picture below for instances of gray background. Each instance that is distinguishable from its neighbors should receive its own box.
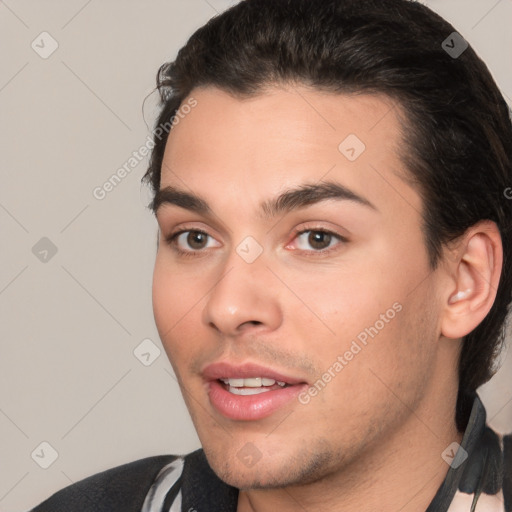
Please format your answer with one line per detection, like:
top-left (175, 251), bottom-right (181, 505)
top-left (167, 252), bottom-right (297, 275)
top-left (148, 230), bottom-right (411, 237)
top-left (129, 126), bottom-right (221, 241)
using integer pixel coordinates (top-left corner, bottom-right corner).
top-left (1, 1), bottom-right (511, 510)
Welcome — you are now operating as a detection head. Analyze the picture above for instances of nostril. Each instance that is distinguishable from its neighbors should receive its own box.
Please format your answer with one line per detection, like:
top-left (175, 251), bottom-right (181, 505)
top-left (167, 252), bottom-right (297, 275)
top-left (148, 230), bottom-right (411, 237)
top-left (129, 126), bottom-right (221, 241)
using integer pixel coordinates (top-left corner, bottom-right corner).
top-left (247, 320), bottom-right (263, 327)
top-left (236, 320), bottom-right (264, 331)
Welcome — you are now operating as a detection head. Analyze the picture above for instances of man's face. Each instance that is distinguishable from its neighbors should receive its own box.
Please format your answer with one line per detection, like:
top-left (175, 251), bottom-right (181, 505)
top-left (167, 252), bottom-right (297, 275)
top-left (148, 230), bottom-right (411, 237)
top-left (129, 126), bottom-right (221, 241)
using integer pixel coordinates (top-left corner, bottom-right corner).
top-left (152, 86), bottom-right (445, 488)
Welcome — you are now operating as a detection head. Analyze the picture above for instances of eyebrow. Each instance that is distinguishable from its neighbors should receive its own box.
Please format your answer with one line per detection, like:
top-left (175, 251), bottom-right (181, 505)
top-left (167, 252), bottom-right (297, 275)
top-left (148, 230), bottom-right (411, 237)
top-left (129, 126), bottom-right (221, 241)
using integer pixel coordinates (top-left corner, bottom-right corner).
top-left (151, 180), bottom-right (377, 218)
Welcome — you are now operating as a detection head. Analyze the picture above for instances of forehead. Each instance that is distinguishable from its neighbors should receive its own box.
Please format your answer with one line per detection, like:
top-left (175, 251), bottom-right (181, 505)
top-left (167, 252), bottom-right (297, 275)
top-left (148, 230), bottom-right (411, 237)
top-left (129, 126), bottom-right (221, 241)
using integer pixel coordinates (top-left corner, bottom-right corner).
top-left (160, 85), bottom-right (422, 217)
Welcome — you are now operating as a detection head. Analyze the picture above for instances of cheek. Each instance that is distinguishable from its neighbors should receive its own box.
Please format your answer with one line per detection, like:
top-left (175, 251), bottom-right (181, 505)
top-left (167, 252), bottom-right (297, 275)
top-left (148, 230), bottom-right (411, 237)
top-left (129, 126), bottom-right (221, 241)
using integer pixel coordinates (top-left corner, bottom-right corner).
top-left (287, 253), bottom-right (435, 392)
top-left (283, 263), bottom-right (399, 346)
top-left (152, 257), bottom-right (178, 336)
top-left (326, 285), bottom-right (437, 414)
top-left (152, 256), bottom-right (204, 363)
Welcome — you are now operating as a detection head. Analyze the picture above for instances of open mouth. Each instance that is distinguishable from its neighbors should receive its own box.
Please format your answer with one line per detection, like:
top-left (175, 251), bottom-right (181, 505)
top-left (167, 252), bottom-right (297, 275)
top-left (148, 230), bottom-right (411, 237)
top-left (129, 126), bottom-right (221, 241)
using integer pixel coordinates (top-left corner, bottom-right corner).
top-left (218, 377), bottom-right (290, 395)
top-left (202, 361), bottom-right (308, 420)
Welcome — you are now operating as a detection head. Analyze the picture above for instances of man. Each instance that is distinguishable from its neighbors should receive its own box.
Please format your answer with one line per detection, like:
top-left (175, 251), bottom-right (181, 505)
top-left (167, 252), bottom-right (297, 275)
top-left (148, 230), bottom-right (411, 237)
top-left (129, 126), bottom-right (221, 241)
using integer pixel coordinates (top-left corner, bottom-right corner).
top-left (30, 0), bottom-right (512, 510)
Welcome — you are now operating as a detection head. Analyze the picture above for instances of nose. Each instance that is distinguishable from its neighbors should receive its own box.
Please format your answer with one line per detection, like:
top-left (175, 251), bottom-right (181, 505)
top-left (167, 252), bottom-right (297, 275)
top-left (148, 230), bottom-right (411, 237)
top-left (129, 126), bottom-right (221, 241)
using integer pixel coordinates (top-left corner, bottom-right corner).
top-left (202, 252), bottom-right (283, 337)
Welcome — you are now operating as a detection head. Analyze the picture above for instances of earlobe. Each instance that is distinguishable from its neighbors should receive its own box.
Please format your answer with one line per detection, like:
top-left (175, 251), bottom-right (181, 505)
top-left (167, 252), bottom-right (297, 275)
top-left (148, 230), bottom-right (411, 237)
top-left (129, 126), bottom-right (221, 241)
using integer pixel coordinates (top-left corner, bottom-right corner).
top-left (441, 221), bottom-right (502, 340)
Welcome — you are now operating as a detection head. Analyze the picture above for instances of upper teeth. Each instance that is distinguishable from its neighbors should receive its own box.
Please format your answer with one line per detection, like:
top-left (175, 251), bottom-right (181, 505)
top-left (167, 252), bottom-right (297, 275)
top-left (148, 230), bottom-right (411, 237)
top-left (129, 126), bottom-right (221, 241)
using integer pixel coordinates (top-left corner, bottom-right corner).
top-left (220, 377), bottom-right (286, 388)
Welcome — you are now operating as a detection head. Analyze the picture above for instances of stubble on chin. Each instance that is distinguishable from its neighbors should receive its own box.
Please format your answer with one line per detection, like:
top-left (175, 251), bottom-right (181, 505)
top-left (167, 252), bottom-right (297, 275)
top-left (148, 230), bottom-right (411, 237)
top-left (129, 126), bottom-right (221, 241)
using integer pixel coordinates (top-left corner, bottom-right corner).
top-left (202, 438), bottom-right (352, 490)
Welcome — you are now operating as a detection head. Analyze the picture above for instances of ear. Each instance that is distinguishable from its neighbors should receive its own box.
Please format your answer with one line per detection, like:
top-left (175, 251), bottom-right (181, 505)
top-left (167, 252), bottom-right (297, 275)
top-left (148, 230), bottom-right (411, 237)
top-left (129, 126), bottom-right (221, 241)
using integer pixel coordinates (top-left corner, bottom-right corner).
top-left (441, 220), bottom-right (503, 339)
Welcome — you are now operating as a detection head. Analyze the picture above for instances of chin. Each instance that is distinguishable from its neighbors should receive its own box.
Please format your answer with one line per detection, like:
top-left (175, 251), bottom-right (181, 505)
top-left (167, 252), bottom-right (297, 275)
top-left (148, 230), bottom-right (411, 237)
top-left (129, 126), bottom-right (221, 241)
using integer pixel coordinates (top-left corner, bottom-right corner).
top-left (203, 441), bottom-right (337, 490)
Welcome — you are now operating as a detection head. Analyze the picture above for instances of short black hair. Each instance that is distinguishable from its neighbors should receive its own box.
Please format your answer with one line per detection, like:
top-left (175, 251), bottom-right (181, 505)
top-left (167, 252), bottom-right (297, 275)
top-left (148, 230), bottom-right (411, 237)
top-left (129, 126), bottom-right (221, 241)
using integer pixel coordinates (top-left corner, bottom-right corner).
top-left (143, 0), bottom-right (512, 427)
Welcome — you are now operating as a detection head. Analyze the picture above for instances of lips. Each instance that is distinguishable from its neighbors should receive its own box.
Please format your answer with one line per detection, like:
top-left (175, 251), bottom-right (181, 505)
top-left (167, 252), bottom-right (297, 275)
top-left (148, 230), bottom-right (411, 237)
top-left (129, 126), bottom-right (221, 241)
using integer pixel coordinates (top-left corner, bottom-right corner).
top-left (202, 362), bottom-right (308, 421)
top-left (203, 361), bottom-right (306, 384)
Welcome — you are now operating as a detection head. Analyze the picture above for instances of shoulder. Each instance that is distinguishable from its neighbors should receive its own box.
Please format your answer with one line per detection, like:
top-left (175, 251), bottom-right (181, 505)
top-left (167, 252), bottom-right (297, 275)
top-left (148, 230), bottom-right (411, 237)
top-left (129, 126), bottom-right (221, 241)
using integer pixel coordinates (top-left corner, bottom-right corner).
top-left (451, 428), bottom-right (512, 511)
top-left (29, 454), bottom-right (179, 512)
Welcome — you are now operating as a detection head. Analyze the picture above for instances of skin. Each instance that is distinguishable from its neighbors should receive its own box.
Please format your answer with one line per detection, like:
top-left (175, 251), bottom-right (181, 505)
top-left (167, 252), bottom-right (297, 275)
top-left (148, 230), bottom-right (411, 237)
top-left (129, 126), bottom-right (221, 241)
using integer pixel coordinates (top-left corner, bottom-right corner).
top-left (151, 85), bottom-right (502, 511)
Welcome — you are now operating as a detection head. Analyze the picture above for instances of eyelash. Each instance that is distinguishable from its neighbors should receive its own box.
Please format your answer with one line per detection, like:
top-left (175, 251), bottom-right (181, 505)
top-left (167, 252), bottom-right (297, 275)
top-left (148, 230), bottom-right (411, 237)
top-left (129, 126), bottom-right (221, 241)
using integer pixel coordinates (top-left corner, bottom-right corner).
top-left (164, 226), bottom-right (348, 258)
top-left (165, 228), bottom-right (213, 259)
top-left (288, 226), bottom-right (348, 256)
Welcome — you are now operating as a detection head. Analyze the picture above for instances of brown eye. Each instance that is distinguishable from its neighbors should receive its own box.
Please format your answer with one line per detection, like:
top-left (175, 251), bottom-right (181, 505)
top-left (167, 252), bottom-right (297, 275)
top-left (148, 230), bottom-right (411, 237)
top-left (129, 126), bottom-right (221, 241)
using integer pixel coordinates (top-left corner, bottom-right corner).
top-left (308, 231), bottom-right (332, 250)
top-left (187, 231), bottom-right (208, 249)
top-left (169, 229), bottom-right (221, 254)
top-left (289, 228), bottom-right (345, 253)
